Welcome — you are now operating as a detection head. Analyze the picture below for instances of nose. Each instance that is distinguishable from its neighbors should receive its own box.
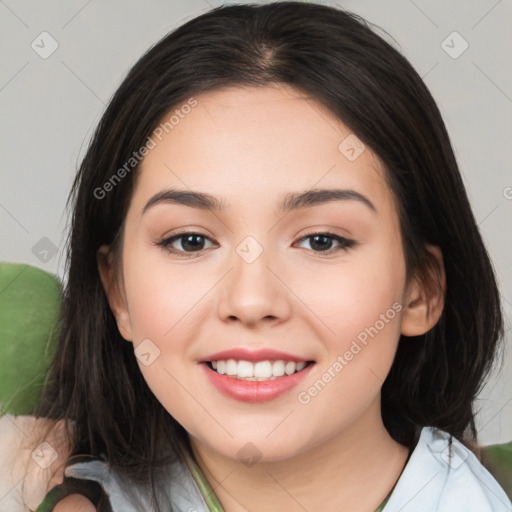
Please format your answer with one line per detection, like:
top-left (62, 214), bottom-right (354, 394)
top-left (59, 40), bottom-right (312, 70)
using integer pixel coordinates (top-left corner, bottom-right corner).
top-left (216, 241), bottom-right (292, 328)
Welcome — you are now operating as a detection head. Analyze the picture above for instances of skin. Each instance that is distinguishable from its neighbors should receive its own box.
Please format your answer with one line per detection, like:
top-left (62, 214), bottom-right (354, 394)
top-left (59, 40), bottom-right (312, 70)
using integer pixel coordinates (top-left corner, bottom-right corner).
top-left (98, 83), bottom-right (445, 511)
top-left (53, 494), bottom-right (96, 512)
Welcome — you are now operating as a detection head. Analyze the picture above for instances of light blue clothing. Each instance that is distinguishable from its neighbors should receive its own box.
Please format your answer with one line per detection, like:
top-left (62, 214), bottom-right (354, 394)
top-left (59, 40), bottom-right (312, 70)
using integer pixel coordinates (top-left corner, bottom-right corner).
top-left (62, 426), bottom-right (512, 511)
top-left (64, 454), bottom-right (210, 512)
top-left (383, 427), bottom-right (512, 511)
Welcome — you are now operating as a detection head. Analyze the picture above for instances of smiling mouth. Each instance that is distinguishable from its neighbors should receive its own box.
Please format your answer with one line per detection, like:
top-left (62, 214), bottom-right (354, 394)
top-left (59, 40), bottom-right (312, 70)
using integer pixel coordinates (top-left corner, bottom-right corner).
top-left (205, 359), bottom-right (315, 381)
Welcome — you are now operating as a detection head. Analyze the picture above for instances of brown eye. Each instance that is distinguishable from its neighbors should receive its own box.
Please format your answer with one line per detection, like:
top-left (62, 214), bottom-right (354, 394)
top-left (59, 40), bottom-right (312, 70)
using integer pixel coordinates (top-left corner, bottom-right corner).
top-left (296, 233), bottom-right (356, 255)
top-left (157, 232), bottom-right (215, 256)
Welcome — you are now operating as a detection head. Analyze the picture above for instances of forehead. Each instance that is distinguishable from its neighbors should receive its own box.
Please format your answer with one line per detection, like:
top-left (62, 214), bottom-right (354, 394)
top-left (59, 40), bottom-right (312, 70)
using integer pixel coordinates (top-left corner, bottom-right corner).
top-left (131, 84), bottom-right (396, 219)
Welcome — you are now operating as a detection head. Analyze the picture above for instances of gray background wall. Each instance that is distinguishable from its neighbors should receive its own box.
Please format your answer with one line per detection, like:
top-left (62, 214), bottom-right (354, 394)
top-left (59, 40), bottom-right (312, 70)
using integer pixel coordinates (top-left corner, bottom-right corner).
top-left (1, 0), bottom-right (511, 444)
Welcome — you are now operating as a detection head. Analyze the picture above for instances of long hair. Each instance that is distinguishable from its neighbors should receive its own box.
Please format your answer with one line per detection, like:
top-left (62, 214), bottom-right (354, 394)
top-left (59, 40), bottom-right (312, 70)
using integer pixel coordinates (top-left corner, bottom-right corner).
top-left (35, 2), bottom-right (504, 510)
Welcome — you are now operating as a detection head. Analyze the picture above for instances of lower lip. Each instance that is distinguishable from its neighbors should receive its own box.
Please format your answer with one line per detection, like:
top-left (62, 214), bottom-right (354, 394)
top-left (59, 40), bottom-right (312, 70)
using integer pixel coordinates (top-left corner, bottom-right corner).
top-left (201, 362), bottom-right (314, 403)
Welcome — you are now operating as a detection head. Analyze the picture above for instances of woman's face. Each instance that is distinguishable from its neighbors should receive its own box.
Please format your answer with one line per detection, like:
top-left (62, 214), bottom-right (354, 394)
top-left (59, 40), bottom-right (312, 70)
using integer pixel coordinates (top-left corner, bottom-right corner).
top-left (107, 84), bottom-right (410, 462)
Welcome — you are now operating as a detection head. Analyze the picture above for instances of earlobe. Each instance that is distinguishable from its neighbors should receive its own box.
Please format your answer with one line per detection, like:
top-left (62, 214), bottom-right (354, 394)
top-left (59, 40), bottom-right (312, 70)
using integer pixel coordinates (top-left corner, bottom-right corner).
top-left (96, 245), bottom-right (133, 342)
top-left (401, 245), bottom-right (446, 337)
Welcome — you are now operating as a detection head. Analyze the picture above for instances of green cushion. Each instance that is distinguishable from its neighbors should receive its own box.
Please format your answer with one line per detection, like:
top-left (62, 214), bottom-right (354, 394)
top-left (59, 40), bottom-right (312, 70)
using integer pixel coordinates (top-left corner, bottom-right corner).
top-left (480, 442), bottom-right (512, 500)
top-left (0, 262), bottom-right (61, 415)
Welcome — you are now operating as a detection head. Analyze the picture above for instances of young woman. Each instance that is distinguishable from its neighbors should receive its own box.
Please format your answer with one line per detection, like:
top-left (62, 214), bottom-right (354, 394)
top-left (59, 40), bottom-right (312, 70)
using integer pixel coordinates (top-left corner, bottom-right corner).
top-left (1, 2), bottom-right (510, 511)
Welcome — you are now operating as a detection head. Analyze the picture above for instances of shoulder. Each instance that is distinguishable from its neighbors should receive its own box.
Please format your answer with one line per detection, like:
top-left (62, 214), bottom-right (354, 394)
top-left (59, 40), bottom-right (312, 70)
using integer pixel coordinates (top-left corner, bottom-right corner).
top-left (384, 427), bottom-right (512, 512)
top-left (0, 414), bottom-right (71, 511)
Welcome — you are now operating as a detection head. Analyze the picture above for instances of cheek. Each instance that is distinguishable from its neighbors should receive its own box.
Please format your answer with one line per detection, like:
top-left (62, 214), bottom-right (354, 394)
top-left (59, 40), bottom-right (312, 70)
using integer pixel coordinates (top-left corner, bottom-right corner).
top-left (293, 242), bottom-right (406, 346)
top-left (122, 243), bottom-right (213, 340)
top-left (292, 245), bottom-right (406, 419)
top-left (293, 250), bottom-right (405, 431)
top-left (120, 245), bottom-right (213, 410)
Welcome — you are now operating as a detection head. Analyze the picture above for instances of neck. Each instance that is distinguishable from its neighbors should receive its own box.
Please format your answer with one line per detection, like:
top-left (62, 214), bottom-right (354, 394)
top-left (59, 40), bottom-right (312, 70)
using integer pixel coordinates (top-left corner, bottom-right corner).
top-left (189, 397), bottom-right (410, 512)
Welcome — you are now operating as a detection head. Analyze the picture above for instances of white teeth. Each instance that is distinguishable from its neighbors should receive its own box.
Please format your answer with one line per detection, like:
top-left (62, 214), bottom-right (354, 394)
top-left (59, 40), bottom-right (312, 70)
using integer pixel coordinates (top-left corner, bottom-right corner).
top-left (237, 360), bottom-right (254, 378)
top-left (254, 361), bottom-right (273, 378)
top-left (208, 359), bottom-right (309, 380)
top-left (226, 359), bottom-right (238, 376)
top-left (285, 361), bottom-right (296, 375)
top-left (272, 360), bottom-right (285, 377)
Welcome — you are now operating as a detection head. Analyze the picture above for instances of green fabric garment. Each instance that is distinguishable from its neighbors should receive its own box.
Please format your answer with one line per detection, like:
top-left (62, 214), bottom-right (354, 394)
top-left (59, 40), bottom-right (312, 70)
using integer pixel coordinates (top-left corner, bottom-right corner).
top-left (185, 454), bottom-right (225, 511)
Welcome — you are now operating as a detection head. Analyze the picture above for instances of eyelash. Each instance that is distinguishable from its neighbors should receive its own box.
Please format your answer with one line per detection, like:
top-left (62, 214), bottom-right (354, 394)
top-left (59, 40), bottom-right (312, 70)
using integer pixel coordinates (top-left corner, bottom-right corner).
top-left (155, 231), bottom-right (357, 258)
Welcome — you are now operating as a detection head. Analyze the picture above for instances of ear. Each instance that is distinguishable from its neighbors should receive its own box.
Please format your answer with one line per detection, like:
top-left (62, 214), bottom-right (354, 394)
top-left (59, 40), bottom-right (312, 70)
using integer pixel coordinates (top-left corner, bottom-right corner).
top-left (97, 245), bottom-right (133, 342)
top-left (401, 245), bottom-right (446, 337)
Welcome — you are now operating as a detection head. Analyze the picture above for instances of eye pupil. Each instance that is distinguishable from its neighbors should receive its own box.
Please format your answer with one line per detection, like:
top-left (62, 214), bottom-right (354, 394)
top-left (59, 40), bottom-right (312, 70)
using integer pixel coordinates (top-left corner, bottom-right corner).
top-left (182, 234), bottom-right (204, 251)
top-left (310, 235), bottom-right (333, 251)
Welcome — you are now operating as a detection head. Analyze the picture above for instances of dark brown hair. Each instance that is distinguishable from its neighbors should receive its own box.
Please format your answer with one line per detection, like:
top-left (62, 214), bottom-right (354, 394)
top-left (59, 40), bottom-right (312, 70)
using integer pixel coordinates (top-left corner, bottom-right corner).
top-left (35, 2), bottom-right (504, 510)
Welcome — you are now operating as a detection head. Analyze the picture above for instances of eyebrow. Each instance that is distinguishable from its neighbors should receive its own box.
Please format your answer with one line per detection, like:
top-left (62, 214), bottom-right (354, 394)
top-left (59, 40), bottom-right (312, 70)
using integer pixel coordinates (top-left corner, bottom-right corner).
top-left (141, 187), bottom-right (377, 215)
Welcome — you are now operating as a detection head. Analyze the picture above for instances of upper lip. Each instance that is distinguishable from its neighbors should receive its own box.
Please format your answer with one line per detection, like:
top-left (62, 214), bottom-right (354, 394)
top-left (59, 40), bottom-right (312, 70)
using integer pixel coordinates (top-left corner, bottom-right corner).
top-left (199, 348), bottom-right (313, 363)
